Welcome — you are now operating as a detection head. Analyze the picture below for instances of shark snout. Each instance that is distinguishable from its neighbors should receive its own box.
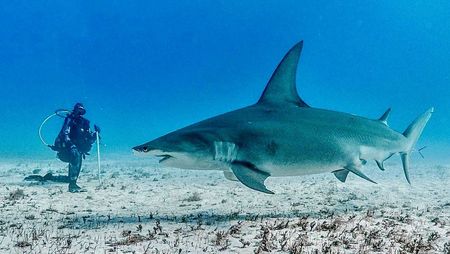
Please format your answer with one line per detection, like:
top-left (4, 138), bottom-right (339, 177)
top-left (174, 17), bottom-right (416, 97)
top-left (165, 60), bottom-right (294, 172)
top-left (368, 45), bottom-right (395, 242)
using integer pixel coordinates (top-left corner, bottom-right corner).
top-left (132, 144), bottom-right (161, 155)
top-left (132, 144), bottom-right (151, 153)
top-left (132, 144), bottom-right (175, 163)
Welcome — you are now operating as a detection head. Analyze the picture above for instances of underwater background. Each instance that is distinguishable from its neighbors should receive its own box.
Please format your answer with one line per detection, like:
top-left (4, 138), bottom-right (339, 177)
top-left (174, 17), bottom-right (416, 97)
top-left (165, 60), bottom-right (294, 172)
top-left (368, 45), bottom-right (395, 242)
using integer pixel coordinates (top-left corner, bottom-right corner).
top-left (1, 2), bottom-right (450, 253)
top-left (0, 1), bottom-right (449, 160)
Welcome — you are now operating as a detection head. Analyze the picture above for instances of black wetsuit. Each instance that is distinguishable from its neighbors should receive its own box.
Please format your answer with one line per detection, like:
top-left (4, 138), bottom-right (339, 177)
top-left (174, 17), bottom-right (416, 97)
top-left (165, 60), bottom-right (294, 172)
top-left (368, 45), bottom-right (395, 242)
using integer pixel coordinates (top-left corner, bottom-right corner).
top-left (53, 114), bottom-right (96, 183)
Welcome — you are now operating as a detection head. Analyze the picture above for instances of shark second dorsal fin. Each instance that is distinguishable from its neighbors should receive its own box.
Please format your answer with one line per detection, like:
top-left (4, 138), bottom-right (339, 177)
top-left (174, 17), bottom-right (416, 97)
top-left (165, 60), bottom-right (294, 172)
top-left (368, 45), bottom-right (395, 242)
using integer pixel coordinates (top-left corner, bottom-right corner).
top-left (378, 108), bottom-right (391, 126)
top-left (257, 41), bottom-right (309, 108)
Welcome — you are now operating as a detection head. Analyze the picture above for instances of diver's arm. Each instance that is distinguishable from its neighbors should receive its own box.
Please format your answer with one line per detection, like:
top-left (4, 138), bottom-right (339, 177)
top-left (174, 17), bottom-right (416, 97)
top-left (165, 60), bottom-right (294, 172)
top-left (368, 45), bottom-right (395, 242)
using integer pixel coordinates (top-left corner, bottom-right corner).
top-left (90, 124), bottom-right (101, 143)
top-left (83, 123), bottom-right (98, 144)
top-left (62, 117), bottom-right (73, 145)
top-left (90, 129), bottom-right (99, 144)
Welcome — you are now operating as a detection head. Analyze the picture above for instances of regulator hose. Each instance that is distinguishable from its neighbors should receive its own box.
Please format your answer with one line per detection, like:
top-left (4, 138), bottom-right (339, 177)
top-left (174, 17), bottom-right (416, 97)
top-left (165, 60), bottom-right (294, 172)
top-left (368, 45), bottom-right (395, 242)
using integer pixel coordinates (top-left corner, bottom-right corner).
top-left (38, 109), bottom-right (71, 147)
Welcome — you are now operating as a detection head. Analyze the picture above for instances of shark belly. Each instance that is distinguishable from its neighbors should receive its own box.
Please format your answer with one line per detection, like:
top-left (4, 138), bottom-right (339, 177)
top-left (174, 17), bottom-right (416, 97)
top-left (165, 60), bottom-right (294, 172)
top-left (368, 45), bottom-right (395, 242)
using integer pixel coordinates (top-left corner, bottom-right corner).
top-left (258, 145), bottom-right (348, 177)
top-left (234, 135), bottom-right (348, 177)
top-left (230, 117), bottom-right (406, 178)
top-left (261, 162), bottom-right (340, 177)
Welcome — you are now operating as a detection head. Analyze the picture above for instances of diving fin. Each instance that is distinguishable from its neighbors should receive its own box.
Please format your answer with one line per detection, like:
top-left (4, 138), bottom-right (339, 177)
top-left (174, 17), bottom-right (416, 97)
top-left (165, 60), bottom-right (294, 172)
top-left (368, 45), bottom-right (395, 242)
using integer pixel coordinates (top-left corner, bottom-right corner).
top-left (230, 161), bottom-right (274, 194)
top-left (333, 169), bottom-right (350, 183)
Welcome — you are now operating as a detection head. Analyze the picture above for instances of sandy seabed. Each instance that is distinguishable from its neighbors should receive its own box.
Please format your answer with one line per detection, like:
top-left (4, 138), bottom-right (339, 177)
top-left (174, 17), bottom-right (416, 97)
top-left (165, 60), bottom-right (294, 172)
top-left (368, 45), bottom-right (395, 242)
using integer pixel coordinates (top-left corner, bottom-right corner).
top-left (0, 156), bottom-right (449, 254)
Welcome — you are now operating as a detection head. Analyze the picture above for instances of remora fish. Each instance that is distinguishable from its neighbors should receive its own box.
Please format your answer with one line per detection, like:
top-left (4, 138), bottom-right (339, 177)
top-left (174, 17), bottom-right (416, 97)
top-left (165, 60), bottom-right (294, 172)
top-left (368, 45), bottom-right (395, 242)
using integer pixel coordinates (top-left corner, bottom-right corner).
top-left (133, 41), bottom-right (433, 194)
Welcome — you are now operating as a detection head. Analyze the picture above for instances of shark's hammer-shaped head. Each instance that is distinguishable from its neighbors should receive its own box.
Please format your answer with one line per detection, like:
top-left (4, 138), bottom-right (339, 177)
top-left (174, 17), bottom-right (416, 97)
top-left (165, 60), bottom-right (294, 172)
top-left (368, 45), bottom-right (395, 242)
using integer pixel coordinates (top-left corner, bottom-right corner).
top-left (133, 128), bottom-right (215, 169)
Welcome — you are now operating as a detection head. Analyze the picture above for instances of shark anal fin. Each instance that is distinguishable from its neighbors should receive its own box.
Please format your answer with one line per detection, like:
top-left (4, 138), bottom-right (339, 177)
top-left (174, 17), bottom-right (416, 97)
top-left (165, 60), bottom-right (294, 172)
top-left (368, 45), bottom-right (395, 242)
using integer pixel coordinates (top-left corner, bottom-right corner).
top-left (223, 170), bottom-right (239, 182)
top-left (378, 108), bottom-right (391, 126)
top-left (375, 160), bottom-right (385, 171)
top-left (345, 166), bottom-right (377, 184)
top-left (375, 153), bottom-right (394, 171)
top-left (257, 41), bottom-right (309, 108)
top-left (230, 161), bottom-right (274, 194)
top-left (333, 169), bottom-right (350, 183)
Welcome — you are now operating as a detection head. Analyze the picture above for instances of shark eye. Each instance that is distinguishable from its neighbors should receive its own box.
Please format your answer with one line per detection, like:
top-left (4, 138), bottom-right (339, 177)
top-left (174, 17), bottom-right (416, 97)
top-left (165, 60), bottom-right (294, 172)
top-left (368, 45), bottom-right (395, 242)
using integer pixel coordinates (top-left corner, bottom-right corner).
top-left (142, 146), bottom-right (149, 152)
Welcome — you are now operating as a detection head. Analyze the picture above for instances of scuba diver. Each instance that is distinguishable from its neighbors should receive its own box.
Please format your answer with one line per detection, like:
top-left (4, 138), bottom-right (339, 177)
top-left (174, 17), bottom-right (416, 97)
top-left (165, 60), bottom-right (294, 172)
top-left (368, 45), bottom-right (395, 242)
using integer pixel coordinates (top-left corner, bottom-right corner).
top-left (25, 103), bottom-right (100, 193)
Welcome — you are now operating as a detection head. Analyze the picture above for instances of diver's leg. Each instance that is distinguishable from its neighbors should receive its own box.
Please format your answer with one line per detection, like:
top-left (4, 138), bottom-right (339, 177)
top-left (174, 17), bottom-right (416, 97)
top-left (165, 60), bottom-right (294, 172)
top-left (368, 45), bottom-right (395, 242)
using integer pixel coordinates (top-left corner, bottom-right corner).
top-left (68, 151), bottom-right (82, 182)
top-left (68, 148), bottom-right (84, 192)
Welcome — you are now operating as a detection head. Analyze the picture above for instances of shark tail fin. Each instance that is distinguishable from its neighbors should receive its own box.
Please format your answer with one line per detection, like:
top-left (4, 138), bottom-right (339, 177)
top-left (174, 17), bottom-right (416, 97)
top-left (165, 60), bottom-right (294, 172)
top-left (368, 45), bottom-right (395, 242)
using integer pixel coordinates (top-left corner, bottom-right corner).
top-left (400, 107), bottom-right (434, 184)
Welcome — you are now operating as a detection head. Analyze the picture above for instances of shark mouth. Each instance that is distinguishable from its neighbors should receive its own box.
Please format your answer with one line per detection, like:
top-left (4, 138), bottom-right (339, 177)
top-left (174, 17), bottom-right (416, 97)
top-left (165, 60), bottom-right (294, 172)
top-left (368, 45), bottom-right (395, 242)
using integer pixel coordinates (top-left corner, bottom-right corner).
top-left (156, 154), bottom-right (173, 163)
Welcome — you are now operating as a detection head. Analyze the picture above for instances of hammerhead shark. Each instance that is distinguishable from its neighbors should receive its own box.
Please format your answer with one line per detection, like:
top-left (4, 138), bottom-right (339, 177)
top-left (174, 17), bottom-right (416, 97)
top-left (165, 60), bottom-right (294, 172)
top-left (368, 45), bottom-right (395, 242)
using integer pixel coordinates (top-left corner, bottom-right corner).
top-left (133, 41), bottom-right (433, 194)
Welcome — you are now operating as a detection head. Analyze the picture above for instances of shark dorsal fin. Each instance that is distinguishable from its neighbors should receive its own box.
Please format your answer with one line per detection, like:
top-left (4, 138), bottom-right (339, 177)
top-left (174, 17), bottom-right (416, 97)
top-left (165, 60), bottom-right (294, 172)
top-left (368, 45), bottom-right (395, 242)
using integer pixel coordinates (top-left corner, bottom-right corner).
top-left (257, 41), bottom-right (309, 107)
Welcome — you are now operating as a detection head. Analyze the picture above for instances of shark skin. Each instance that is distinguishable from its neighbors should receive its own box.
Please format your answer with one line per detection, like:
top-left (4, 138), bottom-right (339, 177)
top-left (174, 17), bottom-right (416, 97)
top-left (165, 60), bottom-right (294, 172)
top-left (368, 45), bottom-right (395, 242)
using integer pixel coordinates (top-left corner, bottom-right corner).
top-left (133, 41), bottom-right (433, 194)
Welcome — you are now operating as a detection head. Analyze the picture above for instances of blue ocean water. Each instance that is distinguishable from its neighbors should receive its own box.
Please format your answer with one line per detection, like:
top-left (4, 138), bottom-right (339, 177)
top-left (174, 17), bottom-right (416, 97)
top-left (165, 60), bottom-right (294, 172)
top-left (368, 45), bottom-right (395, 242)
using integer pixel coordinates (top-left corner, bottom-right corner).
top-left (0, 1), bottom-right (448, 161)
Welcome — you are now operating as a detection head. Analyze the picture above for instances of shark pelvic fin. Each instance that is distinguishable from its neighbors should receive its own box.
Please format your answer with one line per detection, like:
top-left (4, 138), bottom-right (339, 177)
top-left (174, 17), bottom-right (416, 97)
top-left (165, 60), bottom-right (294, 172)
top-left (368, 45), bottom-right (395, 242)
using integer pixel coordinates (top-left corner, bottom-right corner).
top-left (345, 166), bottom-right (377, 184)
top-left (378, 108), bottom-right (391, 126)
top-left (223, 170), bottom-right (239, 182)
top-left (257, 41), bottom-right (309, 108)
top-left (230, 161), bottom-right (274, 194)
top-left (333, 169), bottom-right (350, 183)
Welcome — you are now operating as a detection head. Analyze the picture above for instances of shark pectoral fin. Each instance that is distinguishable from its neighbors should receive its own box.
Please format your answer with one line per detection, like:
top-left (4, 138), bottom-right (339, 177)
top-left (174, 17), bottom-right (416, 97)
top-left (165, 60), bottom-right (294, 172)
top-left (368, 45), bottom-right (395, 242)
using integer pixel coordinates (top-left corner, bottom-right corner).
top-left (223, 170), bottom-right (239, 182)
top-left (375, 160), bottom-right (385, 171)
top-left (345, 166), bottom-right (377, 184)
top-left (230, 162), bottom-right (274, 194)
top-left (332, 169), bottom-right (350, 183)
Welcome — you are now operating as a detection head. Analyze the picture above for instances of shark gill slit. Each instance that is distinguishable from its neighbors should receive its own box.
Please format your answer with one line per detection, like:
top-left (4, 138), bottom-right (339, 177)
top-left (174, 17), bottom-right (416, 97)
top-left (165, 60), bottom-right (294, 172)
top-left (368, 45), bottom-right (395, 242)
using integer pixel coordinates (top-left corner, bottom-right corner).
top-left (214, 141), bottom-right (238, 162)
